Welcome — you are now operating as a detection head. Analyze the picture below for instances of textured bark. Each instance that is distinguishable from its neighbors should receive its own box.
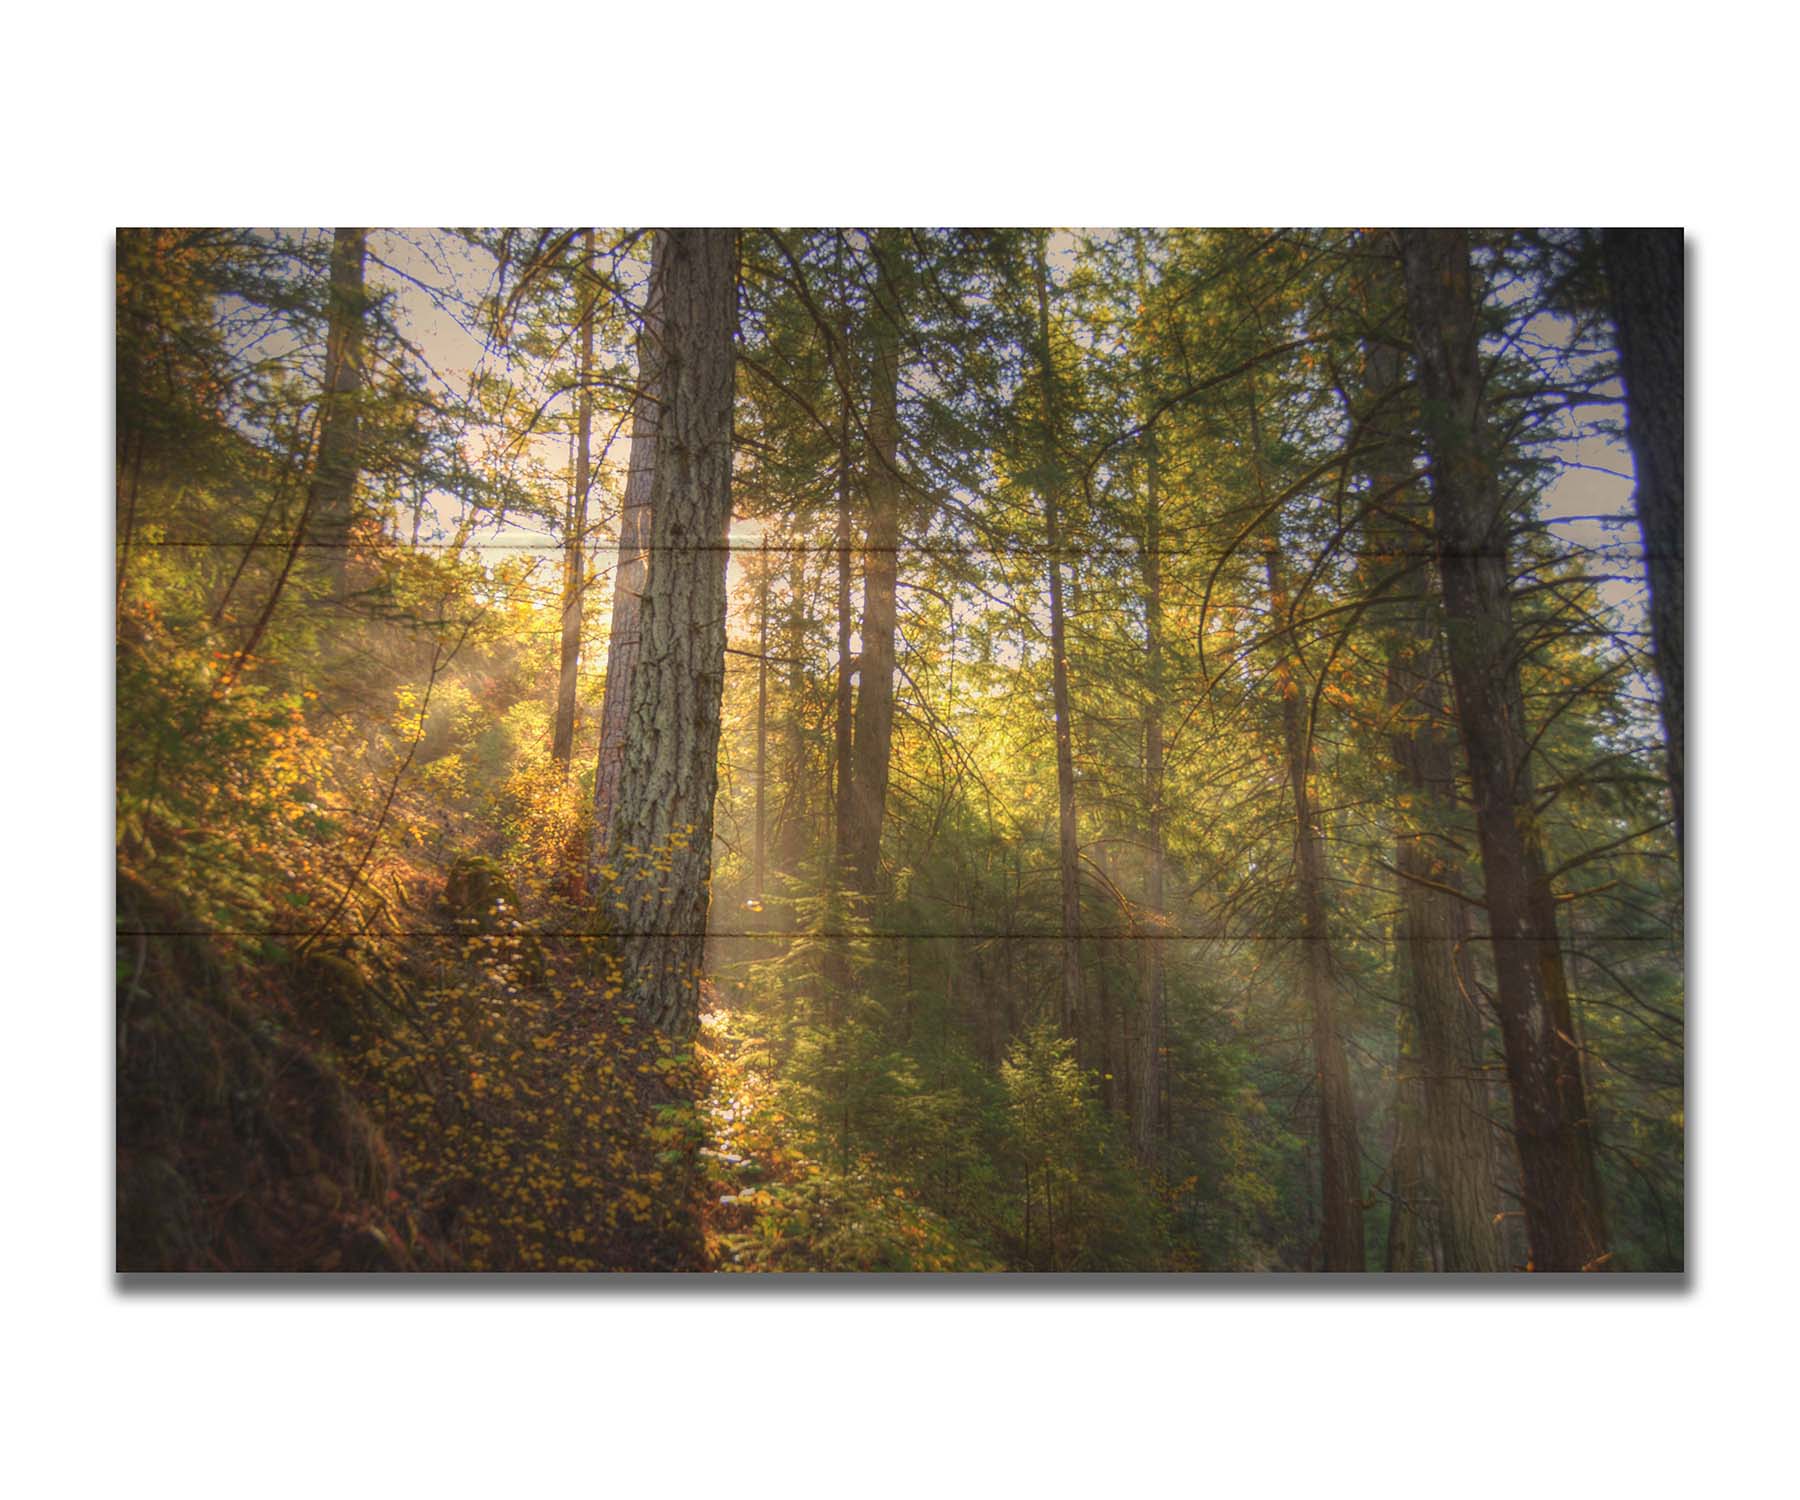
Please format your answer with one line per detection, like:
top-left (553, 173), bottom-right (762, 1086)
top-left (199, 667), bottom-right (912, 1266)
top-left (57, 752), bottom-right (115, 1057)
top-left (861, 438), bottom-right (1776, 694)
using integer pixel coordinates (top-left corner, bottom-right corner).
top-left (1602, 228), bottom-right (1684, 860)
top-left (605, 229), bottom-right (737, 1038)
top-left (1132, 438), bottom-right (1166, 1163)
top-left (832, 366), bottom-right (855, 874)
top-left (847, 245), bottom-right (902, 896)
top-left (592, 234), bottom-right (666, 868)
top-left (1034, 236), bottom-right (1085, 1047)
top-left (1398, 228), bottom-right (1609, 1270)
top-left (308, 228), bottom-right (369, 604)
top-left (1361, 294), bottom-right (1505, 1272)
top-left (1263, 540), bottom-right (1366, 1271)
top-left (1387, 658), bottom-right (1505, 1271)
top-left (1385, 1019), bottom-right (1432, 1271)
top-left (552, 228), bottom-right (596, 768)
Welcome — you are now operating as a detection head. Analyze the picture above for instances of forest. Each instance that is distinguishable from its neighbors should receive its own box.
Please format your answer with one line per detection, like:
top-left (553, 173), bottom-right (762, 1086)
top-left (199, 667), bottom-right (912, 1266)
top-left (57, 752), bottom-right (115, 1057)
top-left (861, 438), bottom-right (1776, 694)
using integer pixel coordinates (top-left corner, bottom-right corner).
top-left (114, 225), bottom-right (1683, 1274)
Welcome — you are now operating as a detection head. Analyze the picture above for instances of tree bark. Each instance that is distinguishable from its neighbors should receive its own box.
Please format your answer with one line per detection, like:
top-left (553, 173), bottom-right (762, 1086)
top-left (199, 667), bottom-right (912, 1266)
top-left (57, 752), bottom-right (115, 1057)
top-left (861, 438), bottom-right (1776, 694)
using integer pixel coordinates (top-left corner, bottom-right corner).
top-left (1132, 437), bottom-right (1166, 1164)
top-left (1398, 228), bottom-right (1609, 1270)
top-left (1602, 228), bottom-right (1684, 860)
top-left (309, 227), bottom-right (369, 605)
top-left (847, 241), bottom-right (903, 896)
top-left (1388, 669), bottom-right (1506, 1272)
top-left (592, 233), bottom-right (666, 871)
top-left (1262, 539), bottom-right (1366, 1271)
top-left (1034, 235), bottom-right (1085, 1049)
top-left (1360, 284), bottom-right (1505, 1272)
top-left (1385, 1018), bottom-right (1432, 1271)
top-left (832, 387), bottom-right (855, 875)
top-left (605, 228), bottom-right (738, 1039)
top-left (552, 228), bottom-right (596, 769)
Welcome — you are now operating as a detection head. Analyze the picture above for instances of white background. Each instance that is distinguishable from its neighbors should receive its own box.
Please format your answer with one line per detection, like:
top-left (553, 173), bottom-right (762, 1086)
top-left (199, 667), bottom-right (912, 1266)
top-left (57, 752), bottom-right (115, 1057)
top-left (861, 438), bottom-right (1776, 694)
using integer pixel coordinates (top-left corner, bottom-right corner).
top-left (4, 3), bottom-right (1790, 1494)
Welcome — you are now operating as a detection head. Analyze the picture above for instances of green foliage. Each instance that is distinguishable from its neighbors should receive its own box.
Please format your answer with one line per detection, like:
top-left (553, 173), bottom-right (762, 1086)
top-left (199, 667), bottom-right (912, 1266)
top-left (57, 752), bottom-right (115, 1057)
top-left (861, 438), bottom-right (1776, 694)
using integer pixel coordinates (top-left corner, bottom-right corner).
top-left (998, 1025), bottom-right (1169, 1270)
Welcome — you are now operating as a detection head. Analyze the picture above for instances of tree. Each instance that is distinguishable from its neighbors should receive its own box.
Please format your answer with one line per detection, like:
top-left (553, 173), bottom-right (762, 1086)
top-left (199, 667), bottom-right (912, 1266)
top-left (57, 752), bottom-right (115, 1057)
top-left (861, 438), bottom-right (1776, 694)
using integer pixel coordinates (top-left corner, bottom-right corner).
top-left (1356, 251), bottom-right (1504, 1271)
top-left (308, 228), bottom-right (369, 605)
top-left (606, 228), bottom-right (739, 1038)
top-left (1398, 228), bottom-right (1609, 1271)
top-left (845, 234), bottom-right (904, 897)
top-left (1257, 479), bottom-right (1365, 1272)
top-left (551, 229), bottom-right (597, 768)
top-left (1132, 432), bottom-right (1167, 1163)
top-left (1602, 228), bottom-right (1684, 859)
top-left (1034, 233), bottom-right (1086, 1050)
top-left (593, 233), bottom-right (666, 866)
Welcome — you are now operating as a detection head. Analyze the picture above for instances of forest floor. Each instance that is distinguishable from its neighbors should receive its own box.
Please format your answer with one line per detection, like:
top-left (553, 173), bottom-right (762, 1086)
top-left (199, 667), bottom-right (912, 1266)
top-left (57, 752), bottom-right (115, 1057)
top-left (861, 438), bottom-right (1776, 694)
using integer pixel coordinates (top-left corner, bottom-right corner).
top-left (120, 848), bottom-right (713, 1271)
top-left (120, 839), bottom-right (993, 1273)
top-left (317, 920), bottom-right (715, 1271)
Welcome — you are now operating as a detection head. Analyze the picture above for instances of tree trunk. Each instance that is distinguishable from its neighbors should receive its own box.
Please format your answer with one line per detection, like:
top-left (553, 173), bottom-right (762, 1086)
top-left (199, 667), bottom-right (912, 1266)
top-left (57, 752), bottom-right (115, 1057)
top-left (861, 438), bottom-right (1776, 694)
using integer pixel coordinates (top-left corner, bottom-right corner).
top-left (752, 540), bottom-right (771, 905)
top-left (1602, 228), bottom-right (1684, 860)
top-left (1097, 942), bottom-right (1117, 1113)
top-left (552, 228), bottom-right (596, 769)
top-left (1360, 289), bottom-right (1505, 1272)
top-left (1386, 628), bottom-right (1506, 1271)
top-left (776, 541), bottom-right (810, 881)
top-left (832, 336), bottom-right (856, 878)
top-left (1262, 539), bottom-right (1366, 1271)
top-left (1133, 437), bottom-right (1166, 1164)
top-left (605, 228), bottom-right (737, 1039)
top-left (1398, 228), bottom-right (1609, 1271)
top-left (1385, 1015), bottom-right (1432, 1271)
top-left (823, 305), bottom-right (857, 1007)
top-left (1034, 235), bottom-right (1084, 1049)
top-left (847, 243), bottom-right (903, 897)
top-left (309, 227), bottom-right (369, 605)
top-left (592, 233), bottom-right (666, 869)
